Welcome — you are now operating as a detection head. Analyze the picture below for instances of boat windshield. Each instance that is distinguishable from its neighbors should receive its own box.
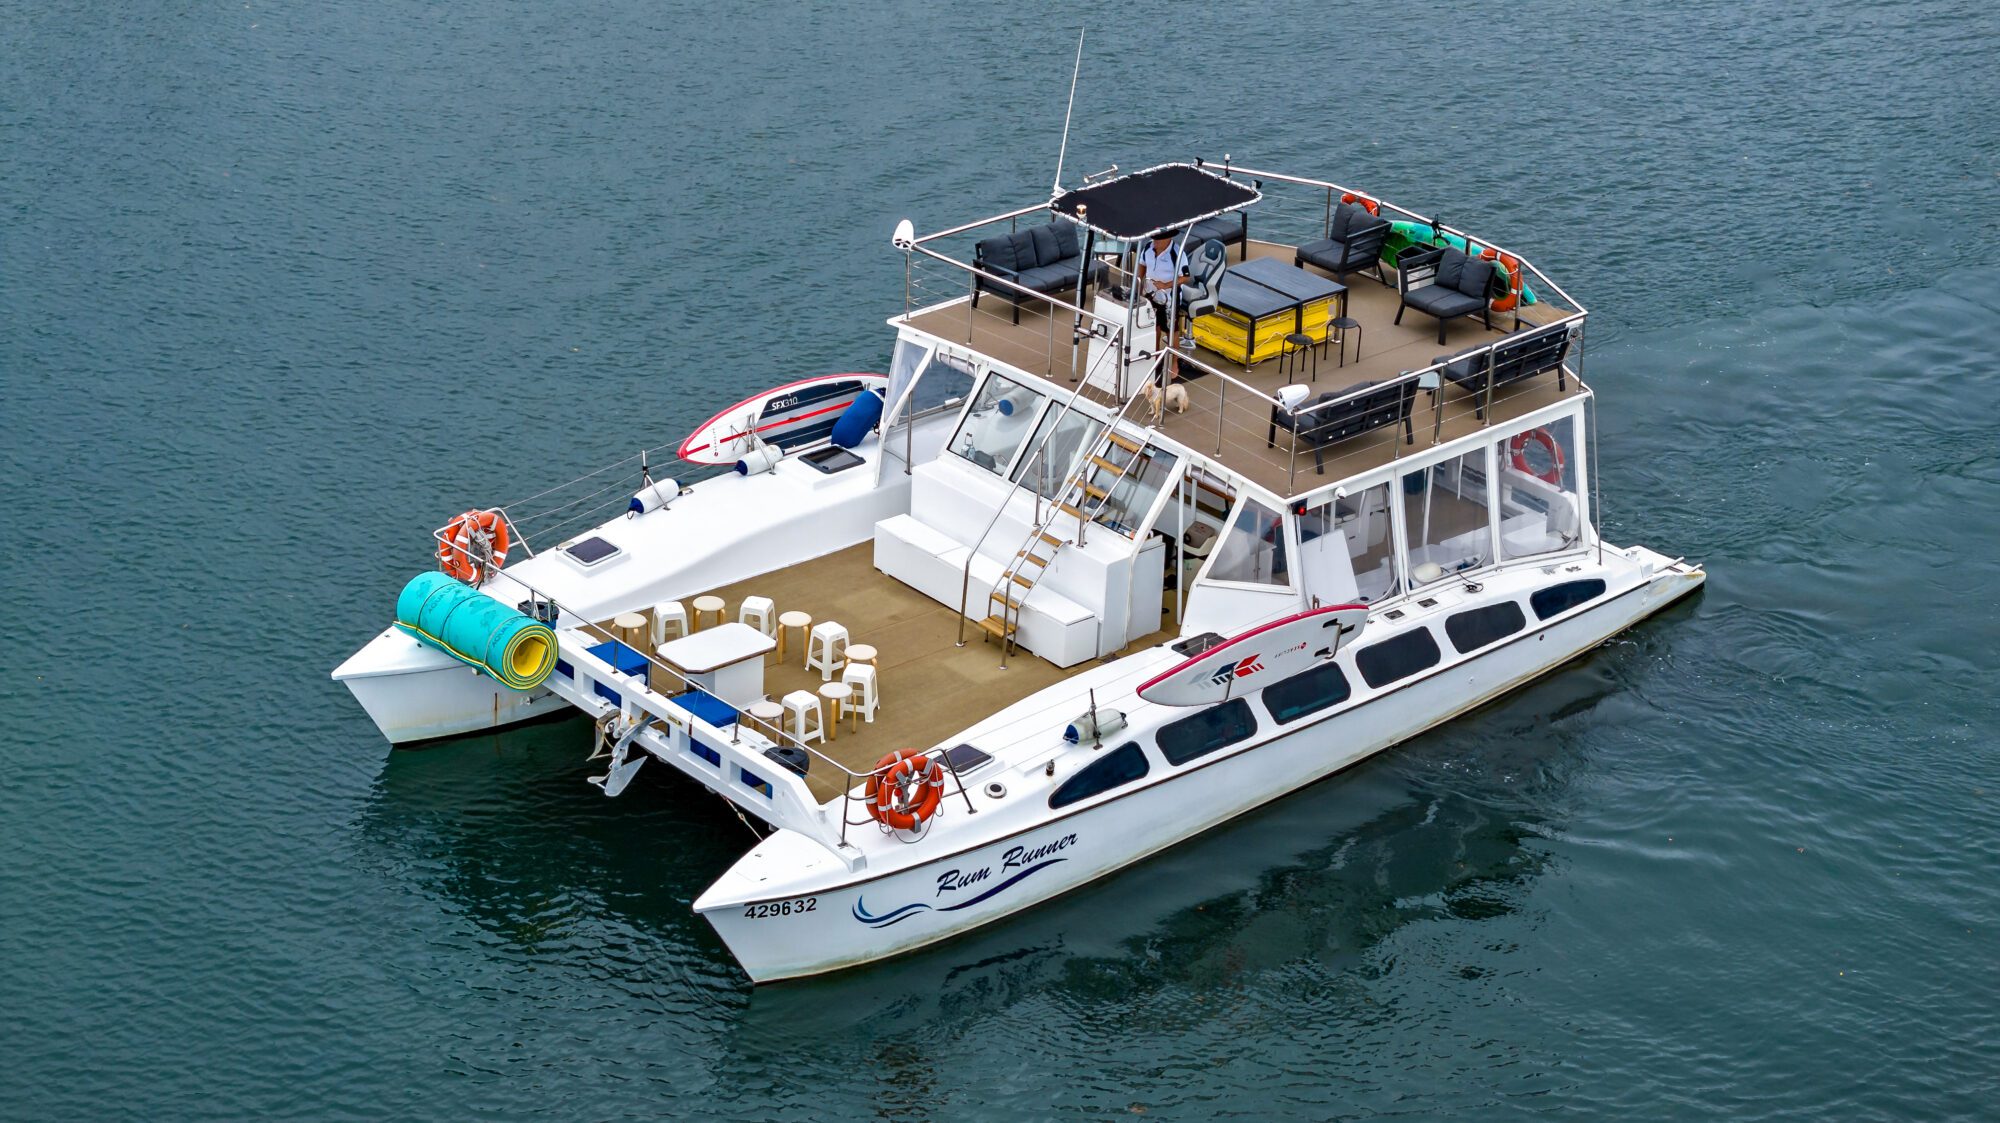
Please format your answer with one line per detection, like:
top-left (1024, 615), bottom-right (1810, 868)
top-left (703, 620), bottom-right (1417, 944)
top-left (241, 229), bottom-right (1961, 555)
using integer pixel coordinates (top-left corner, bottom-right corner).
top-left (950, 372), bottom-right (1047, 475)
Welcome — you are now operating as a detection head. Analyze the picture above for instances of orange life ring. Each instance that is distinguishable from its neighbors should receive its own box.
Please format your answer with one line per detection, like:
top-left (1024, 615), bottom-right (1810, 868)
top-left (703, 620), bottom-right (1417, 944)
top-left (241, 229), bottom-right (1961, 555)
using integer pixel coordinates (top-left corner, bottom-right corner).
top-left (1489, 252), bottom-right (1523, 312)
top-left (438, 508), bottom-right (510, 582)
top-left (1339, 192), bottom-right (1380, 216)
top-left (866, 748), bottom-right (943, 831)
top-left (1509, 429), bottom-right (1565, 485)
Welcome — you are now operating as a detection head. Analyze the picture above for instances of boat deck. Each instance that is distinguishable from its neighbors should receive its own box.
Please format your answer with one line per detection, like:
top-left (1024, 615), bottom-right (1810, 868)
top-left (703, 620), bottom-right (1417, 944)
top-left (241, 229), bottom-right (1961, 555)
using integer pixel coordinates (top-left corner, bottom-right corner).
top-left (903, 240), bottom-right (1583, 498)
top-left (628, 543), bottom-right (1173, 804)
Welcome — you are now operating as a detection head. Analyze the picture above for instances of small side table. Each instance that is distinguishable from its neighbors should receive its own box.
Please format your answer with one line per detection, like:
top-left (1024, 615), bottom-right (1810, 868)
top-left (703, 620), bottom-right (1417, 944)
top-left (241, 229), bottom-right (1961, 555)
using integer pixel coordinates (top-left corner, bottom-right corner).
top-left (817, 681), bottom-right (851, 741)
top-left (778, 610), bottom-right (813, 665)
top-left (691, 594), bottom-right (726, 631)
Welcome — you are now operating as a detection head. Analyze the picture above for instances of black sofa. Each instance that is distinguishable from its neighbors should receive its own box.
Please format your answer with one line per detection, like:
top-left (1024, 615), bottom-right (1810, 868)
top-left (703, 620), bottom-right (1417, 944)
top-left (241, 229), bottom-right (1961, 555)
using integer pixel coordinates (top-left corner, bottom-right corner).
top-left (1395, 246), bottom-right (1500, 344)
top-left (1294, 202), bottom-right (1391, 283)
top-left (1185, 211), bottom-right (1248, 261)
top-left (971, 220), bottom-right (1109, 323)
top-left (1434, 321), bottom-right (1574, 419)
top-left (1266, 378), bottom-right (1418, 474)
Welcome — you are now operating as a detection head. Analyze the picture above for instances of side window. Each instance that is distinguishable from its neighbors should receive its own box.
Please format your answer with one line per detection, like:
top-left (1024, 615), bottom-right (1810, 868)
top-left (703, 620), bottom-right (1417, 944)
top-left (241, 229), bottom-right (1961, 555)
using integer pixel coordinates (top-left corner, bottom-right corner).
top-left (1445, 601), bottom-right (1527, 654)
top-left (1530, 578), bottom-right (1607, 620)
top-left (1048, 742), bottom-right (1150, 810)
top-left (1157, 698), bottom-right (1258, 766)
top-left (1354, 627), bottom-right (1442, 689)
top-left (1263, 660), bottom-right (1352, 725)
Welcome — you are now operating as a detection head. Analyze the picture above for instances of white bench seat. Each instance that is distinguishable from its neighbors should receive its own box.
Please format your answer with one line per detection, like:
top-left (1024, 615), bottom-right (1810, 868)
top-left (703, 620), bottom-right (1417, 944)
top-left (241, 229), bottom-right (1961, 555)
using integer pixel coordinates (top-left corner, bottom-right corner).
top-left (873, 514), bottom-right (1097, 667)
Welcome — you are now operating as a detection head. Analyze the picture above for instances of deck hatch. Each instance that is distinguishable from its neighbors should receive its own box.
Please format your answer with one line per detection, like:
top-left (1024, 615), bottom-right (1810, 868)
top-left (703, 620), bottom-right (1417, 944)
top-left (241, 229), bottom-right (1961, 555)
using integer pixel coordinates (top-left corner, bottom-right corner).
top-left (563, 536), bottom-right (620, 565)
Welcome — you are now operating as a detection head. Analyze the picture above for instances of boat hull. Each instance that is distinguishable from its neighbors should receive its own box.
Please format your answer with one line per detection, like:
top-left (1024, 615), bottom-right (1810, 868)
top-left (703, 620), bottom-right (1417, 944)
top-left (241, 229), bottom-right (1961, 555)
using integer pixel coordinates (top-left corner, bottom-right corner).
top-left (333, 628), bottom-right (565, 744)
top-left (697, 560), bottom-right (1702, 982)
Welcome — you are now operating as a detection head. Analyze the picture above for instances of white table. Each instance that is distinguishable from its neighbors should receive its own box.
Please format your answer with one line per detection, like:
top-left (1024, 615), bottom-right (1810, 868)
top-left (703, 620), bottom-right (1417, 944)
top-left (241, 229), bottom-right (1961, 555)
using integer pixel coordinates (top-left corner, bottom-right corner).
top-left (657, 622), bottom-right (776, 706)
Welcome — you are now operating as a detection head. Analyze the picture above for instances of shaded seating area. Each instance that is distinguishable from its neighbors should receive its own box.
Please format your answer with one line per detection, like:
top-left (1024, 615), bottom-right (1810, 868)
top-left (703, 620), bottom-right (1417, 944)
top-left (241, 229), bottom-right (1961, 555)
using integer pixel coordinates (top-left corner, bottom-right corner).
top-left (1435, 321), bottom-right (1575, 419)
top-left (1186, 211), bottom-right (1248, 260)
top-left (1267, 378), bottom-right (1418, 474)
top-left (972, 220), bottom-right (1109, 322)
top-left (1395, 246), bottom-right (1499, 344)
top-left (1294, 202), bottom-right (1391, 283)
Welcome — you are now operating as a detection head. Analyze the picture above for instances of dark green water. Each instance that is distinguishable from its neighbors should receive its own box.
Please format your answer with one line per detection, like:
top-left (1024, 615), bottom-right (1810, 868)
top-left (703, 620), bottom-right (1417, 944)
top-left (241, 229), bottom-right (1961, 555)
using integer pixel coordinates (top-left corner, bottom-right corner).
top-left (5, 1), bottom-right (1998, 1118)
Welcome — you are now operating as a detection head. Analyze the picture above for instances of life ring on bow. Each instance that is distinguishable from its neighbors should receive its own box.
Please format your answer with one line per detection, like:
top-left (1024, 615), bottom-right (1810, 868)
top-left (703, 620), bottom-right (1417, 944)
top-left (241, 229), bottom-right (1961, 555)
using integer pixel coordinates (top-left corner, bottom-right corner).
top-left (1339, 192), bottom-right (1380, 216)
top-left (866, 748), bottom-right (943, 832)
top-left (438, 508), bottom-right (510, 582)
top-left (1483, 250), bottom-right (1524, 312)
top-left (1509, 429), bottom-right (1564, 485)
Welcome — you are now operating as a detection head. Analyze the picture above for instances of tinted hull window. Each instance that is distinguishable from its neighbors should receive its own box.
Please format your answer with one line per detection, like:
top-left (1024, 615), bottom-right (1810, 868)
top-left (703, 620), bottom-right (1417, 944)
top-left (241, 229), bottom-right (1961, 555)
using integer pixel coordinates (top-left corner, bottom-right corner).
top-left (1263, 661), bottom-right (1353, 725)
top-left (1049, 742), bottom-right (1151, 810)
top-left (1158, 698), bottom-right (1258, 766)
top-left (1445, 601), bottom-right (1527, 654)
top-left (1354, 628), bottom-right (1443, 689)
top-left (1530, 578), bottom-right (1608, 620)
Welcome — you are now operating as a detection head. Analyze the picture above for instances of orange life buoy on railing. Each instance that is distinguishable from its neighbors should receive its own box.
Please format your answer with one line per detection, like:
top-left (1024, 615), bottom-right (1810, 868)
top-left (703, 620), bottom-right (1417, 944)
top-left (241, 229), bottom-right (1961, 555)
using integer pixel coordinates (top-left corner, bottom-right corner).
top-left (1487, 251), bottom-right (1523, 312)
top-left (438, 508), bottom-right (510, 583)
top-left (1509, 429), bottom-right (1565, 485)
top-left (1339, 192), bottom-right (1380, 216)
top-left (866, 748), bottom-right (944, 832)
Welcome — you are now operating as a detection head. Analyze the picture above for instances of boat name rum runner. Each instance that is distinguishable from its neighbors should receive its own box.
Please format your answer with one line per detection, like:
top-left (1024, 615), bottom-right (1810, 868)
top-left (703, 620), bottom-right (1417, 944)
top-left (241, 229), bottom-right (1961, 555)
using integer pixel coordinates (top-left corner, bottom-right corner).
top-left (937, 832), bottom-right (1078, 897)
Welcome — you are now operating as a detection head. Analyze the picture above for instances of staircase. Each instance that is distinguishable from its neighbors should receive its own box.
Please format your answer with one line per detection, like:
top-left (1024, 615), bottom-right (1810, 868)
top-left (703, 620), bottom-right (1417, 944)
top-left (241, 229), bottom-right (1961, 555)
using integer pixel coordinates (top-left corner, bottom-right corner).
top-left (977, 425), bottom-right (1156, 655)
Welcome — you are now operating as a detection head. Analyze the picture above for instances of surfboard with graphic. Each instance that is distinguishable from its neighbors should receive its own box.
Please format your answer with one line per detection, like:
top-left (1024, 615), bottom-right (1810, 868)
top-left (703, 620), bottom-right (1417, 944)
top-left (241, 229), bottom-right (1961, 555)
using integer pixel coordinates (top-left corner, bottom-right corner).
top-left (677, 372), bottom-right (888, 465)
top-left (1136, 604), bottom-right (1369, 707)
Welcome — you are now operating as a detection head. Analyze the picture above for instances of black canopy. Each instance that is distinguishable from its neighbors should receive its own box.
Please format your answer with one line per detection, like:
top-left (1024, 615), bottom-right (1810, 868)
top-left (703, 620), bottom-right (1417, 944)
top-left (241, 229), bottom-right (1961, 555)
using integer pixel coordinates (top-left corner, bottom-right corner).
top-left (1050, 162), bottom-right (1261, 242)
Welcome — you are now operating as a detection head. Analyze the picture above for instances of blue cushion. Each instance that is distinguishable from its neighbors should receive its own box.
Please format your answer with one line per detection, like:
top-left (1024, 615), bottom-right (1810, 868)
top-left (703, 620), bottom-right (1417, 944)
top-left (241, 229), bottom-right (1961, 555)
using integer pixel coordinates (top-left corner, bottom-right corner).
top-left (978, 233), bottom-right (1021, 274)
top-left (1049, 219), bottom-right (1080, 261)
top-left (1457, 257), bottom-right (1496, 299)
top-left (1434, 249), bottom-right (1467, 291)
top-left (829, 389), bottom-right (884, 449)
top-left (1028, 223), bottom-right (1063, 268)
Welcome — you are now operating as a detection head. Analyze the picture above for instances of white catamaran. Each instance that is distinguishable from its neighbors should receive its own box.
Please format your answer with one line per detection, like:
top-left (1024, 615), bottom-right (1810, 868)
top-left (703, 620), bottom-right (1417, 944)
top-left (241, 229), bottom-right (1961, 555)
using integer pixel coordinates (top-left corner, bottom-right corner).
top-left (334, 159), bottom-right (1703, 982)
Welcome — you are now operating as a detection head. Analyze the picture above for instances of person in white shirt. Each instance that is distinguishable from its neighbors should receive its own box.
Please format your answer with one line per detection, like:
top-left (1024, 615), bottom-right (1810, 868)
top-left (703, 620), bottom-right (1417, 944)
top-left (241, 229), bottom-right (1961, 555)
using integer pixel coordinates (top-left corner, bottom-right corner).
top-left (1137, 230), bottom-right (1190, 351)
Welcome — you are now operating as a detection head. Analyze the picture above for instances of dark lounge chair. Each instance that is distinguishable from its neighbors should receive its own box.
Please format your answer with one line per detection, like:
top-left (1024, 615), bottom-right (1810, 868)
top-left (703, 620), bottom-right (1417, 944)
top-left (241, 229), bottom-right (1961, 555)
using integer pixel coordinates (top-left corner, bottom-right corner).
top-left (1433, 321), bottom-right (1575, 419)
top-left (1267, 378), bottom-right (1418, 474)
top-left (972, 220), bottom-right (1110, 323)
top-left (1294, 202), bottom-right (1391, 283)
top-left (1395, 246), bottom-right (1500, 344)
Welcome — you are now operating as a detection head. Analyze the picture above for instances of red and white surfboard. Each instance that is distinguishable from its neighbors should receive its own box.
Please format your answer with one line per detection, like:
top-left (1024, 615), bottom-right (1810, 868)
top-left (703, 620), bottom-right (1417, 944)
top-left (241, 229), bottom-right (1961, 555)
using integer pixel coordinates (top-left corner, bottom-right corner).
top-left (677, 373), bottom-right (887, 465)
top-left (1137, 604), bottom-right (1370, 707)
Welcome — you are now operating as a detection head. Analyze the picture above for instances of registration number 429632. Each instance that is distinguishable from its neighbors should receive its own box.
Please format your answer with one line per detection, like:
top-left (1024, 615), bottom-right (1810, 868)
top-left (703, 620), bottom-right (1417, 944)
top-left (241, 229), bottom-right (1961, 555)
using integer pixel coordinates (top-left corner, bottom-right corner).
top-left (742, 897), bottom-right (817, 919)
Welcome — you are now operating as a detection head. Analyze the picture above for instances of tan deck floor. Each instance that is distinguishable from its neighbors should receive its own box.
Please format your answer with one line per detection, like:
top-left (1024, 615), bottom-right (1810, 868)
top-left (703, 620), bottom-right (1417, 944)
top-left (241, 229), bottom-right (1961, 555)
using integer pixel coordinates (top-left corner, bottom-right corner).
top-left (905, 240), bottom-right (1582, 498)
top-left (643, 544), bottom-right (1174, 802)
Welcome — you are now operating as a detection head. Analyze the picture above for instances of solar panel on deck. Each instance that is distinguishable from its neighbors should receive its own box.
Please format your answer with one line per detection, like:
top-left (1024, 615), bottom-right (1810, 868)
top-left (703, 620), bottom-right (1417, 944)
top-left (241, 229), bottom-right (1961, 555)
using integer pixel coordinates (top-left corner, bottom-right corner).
top-left (1051, 163), bottom-right (1261, 241)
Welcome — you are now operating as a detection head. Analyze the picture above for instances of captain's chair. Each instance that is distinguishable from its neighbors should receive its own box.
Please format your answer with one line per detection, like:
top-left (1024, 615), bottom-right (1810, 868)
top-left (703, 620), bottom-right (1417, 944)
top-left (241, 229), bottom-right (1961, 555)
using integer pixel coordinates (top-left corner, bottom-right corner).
top-left (1177, 238), bottom-right (1229, 325)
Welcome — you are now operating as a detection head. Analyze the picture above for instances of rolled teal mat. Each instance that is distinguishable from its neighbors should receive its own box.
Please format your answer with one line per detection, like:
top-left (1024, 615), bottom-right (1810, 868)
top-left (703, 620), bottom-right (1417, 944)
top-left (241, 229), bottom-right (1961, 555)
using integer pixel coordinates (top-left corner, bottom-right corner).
top-left (394, 572), bottom-right (557, 691)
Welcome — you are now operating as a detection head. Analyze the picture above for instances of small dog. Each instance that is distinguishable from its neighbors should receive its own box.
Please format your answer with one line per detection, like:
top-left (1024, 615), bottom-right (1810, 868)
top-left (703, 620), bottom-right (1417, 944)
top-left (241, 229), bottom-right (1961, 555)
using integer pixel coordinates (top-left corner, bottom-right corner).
top-left (1142, 381), bottom-right (1190, 424)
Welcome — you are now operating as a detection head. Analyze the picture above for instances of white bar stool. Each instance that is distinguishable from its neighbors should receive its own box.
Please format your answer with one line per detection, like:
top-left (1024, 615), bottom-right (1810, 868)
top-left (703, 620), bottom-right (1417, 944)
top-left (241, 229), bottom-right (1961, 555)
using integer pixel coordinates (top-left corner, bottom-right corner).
top-left (781, 690), bottom-right (823, 745)
top-left (739, 595), bottom-right (776, 637)
top-left (806, 621), bottom-right (849, 682)
top-left (650, 601), bottom-right (688, 646)
top-left (840, 662), bottom-right (879, 723)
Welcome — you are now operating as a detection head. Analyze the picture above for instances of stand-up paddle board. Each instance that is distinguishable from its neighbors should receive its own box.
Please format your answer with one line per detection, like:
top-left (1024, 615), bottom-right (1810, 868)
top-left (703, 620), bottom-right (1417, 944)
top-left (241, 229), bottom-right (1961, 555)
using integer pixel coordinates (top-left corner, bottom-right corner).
top-left (678, 373), bottom-right (887, 465)
top-left (1137, 604), bottom-right (1369, 706)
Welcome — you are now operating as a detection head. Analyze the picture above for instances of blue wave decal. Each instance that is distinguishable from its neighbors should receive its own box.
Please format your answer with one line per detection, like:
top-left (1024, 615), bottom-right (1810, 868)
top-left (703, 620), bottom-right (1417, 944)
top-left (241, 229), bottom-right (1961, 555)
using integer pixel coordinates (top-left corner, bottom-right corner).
top-left (850, 858), bottom-right (1069, 928)
top-left (851, 897), bottom-right (932, 928)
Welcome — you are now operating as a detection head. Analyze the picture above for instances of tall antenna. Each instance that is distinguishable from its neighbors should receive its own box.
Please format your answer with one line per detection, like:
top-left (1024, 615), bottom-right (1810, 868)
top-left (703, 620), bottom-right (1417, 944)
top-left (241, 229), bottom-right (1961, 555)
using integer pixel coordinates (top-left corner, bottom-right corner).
top-left (1051, 29), bottom-right (1085, 199)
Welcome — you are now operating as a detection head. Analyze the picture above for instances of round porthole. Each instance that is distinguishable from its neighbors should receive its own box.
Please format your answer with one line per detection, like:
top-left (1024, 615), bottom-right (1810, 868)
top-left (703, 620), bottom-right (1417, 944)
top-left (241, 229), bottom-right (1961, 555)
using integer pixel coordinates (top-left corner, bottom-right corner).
top-left (984, 781), bottom-right (1007, 800)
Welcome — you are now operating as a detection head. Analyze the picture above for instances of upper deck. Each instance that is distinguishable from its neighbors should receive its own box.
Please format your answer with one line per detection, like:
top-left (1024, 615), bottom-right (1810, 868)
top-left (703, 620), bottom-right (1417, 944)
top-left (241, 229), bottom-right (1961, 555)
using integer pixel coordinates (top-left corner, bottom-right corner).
top-left (892, 162), bottom-right (1591, 502)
